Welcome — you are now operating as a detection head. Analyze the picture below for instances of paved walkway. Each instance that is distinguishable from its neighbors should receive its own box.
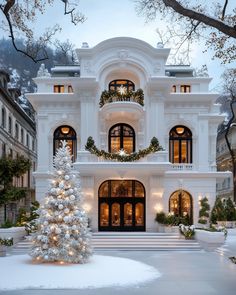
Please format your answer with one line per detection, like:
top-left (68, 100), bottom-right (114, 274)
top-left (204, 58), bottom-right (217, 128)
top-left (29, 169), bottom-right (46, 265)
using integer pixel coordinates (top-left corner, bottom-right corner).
top-left (1, 231), bottom-right (236, 295)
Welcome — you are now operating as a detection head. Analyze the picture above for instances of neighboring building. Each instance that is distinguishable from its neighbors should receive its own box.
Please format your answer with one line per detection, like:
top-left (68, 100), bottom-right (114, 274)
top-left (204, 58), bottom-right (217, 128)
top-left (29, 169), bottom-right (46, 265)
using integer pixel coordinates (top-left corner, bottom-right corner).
top-left (27, 37), bottom-right (230, 232)
top-left (0, 70), bottom-right (37, 224)
top-left (216, 121), bottom-right (235, 201)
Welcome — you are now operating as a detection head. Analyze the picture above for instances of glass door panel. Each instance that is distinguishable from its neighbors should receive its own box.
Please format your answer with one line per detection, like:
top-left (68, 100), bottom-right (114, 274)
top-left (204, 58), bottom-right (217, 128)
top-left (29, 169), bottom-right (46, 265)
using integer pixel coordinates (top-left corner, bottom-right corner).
top-left (135, 203), bottom-right (144, 226)
top-left (112, 203), bottom-right (120, 226)
top-left (124, 203), bottom-right (133, 226)
top-left (100, 203), bottom-right (109, 226)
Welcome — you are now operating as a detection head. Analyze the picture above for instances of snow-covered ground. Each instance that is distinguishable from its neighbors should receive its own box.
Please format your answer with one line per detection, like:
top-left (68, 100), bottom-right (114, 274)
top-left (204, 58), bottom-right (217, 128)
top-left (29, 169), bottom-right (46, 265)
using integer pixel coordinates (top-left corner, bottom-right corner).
top-left (0, 254), bottom-right (161, 290)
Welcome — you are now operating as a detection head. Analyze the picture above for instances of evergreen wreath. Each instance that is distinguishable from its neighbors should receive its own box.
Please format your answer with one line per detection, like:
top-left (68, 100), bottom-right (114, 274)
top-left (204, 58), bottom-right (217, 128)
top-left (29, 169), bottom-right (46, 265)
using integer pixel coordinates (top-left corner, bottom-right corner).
top-left (85, 136), bottom-right (163, 162)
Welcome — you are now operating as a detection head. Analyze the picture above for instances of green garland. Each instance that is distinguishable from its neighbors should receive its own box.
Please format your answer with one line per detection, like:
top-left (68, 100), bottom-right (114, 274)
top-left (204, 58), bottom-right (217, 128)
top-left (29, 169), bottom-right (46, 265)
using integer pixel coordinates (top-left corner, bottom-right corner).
top-left (85, 136), bottom-right (163, 162)
top-left (99, 89), bottom-right (144, 108)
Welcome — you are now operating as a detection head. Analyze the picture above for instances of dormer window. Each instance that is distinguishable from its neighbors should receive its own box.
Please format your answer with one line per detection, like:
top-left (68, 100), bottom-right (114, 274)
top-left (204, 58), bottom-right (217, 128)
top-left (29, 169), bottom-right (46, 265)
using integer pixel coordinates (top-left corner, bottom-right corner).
top-left (109, 80), bottom-right (135, 92)
top-left (54, 85), bottom-right (65, 93)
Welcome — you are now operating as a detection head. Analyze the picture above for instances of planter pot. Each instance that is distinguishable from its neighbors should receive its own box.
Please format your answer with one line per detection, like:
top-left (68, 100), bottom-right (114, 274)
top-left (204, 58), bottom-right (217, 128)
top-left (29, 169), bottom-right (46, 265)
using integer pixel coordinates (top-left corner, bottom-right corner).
top-left (217, 221), bottom-right (236, 228)
top-left (0, 227), bottom-right (26, 245)
top-left (195, 229), bottom-right (225, 250)
top-left (0, 245), bottom-right (6, 257)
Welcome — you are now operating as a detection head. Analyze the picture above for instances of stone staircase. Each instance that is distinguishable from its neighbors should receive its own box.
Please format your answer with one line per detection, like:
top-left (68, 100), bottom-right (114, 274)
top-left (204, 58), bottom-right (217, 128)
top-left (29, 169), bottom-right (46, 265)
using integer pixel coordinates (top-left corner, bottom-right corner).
top-left (8, 232), bottom-right (202, 255)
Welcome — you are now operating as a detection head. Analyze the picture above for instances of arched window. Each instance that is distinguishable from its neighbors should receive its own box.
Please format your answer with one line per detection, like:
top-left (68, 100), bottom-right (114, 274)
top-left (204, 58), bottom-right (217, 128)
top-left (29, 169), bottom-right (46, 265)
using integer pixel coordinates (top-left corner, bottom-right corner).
top-left (109, 123), bottom-right (135, 154)
top-left (109, 80), bottom-right (135, 92)
top-left (169, 125), bottom-right (192, 163)
top-left (53, 125), bottom-right (77, 161)
top-left (169, 190), bottom-right (193, 224)
top-left (1, 108), bottom-right (6, 128)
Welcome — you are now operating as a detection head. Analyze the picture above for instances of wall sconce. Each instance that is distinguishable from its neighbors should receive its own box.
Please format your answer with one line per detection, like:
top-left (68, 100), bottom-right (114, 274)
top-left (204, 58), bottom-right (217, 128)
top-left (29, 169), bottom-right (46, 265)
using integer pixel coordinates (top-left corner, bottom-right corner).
top-left (154, 204), bottom-right (163, 213)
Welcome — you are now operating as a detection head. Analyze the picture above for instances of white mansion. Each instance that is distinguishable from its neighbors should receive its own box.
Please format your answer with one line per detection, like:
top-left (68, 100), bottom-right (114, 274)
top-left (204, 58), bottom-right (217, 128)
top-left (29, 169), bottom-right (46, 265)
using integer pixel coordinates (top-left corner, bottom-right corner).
top-left (27, 37), bottom-right (230, 232)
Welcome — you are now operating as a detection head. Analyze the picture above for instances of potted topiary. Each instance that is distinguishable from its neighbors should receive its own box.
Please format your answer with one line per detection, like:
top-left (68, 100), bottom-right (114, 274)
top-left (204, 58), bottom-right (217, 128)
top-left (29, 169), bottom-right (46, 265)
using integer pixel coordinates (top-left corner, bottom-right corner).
top-left (198, 197), bottom-right (210, 227)
top-left (0, 237), bottom-right (13, 257)
top-left (155, 211), bottom-right (166, 232)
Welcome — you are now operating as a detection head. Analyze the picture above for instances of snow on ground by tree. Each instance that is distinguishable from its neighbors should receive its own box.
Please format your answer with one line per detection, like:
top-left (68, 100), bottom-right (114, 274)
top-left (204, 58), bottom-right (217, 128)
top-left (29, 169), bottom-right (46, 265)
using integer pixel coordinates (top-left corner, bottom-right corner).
top-left (0, 254), bottom-right (160, 290)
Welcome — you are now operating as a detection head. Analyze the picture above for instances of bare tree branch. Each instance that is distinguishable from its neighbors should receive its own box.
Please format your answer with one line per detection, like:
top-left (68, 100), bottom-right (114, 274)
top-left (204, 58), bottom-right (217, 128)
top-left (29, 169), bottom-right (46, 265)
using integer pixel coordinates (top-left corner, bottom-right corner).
top-left (162, 0), bottom-right (236, 38)
top-left (221, 0), bottom-right (229, 20)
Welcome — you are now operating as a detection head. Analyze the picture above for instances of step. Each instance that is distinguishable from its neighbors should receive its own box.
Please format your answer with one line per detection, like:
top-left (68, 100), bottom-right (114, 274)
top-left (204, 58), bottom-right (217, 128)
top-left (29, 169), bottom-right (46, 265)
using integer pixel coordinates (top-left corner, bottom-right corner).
top-left (8, 233), bottom-right (202, 254)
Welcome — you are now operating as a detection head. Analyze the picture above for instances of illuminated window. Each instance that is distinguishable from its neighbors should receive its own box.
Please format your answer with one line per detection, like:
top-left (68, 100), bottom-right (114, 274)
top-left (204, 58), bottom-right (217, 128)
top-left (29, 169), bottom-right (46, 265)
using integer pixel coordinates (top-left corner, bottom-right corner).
top-left (180, 85), bottom-right (191, 93)
top-left (109, 80), bottom-right (135, 92)
top-left (109, 123), bottom-right (135, 154)
top-left (54, 85), bottom-right (65, 93)
top-left (68, 85), bottom-right (73, 93)
top-left (172, 85), bottom-right (176, 93)
top-left (53, 125), bottom-right (77, 161)
top-left (169, 125), bottom-right (192, 163)
top-left (169, 190), bottom-right (193, 223)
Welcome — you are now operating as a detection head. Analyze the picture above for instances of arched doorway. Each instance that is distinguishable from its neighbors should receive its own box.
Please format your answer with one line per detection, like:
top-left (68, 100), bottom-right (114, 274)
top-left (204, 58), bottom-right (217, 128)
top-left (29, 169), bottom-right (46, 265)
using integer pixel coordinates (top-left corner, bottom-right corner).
top-left (98, 180), bottom-right (145, 231)
top-left (169, 190), bottom-right (193, 224)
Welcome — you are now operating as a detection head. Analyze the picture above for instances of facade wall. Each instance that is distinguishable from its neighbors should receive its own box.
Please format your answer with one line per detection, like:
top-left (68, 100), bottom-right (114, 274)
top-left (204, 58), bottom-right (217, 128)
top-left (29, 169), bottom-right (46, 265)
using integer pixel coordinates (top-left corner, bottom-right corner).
top-left (27, 37), bottom-right (231, 231)
top-left (0, 71), bottom-right (37, 224)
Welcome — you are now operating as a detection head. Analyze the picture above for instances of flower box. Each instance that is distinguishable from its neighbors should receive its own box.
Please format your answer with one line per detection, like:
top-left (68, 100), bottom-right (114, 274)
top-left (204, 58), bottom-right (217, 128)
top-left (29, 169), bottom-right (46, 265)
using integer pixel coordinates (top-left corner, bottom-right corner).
top-left (0, 227), bottom-right (26, 244)
top-left (195, 229), bottom-right (225, 250)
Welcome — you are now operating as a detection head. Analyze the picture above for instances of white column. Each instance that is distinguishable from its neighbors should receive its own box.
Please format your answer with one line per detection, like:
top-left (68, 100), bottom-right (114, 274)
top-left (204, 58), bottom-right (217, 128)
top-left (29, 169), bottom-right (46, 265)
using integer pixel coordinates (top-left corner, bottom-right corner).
top-left (198, 118), bottom-right (209, 171)
top-left (80, 97), bottom-right (97, 150)
top-left (37, 114), bottom-right (50, 172)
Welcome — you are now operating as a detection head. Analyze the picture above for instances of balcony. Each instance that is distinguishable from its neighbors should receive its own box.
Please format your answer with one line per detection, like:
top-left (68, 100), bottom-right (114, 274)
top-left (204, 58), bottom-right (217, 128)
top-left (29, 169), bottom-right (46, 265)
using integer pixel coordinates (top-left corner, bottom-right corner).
top-left (99, 89), bottom-right (144, 108)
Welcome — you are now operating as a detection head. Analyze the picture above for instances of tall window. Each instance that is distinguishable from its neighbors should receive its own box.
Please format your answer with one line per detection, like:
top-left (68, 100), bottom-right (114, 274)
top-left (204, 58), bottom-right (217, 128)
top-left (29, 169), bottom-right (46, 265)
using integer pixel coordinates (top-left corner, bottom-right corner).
top-left (8, 116), bottom-right (12, 134)
top-left (15, 123), bottom-right (19, 140)
top-left (169, 126), bottom-right (192, 163)
top-left (21, 128), bottom-right (24, 144)
top-left (109, 123), bottom-right (135, 154)
top-left (109, 80), bottom-right (135, 92)
top-left (53, 125), bottom-right (77, 161)
top-left (54, 85), bottom-right (65, 93)
top-left (1, 107), bottom-right (6, 128)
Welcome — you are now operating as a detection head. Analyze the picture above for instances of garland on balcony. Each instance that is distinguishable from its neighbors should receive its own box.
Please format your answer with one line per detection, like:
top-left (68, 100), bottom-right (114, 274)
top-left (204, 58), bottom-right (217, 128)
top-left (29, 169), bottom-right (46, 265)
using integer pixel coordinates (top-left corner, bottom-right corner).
top-left (99, 89), bottom-right (144, 108)
top-left (85, 136), bottom-right (163, 162)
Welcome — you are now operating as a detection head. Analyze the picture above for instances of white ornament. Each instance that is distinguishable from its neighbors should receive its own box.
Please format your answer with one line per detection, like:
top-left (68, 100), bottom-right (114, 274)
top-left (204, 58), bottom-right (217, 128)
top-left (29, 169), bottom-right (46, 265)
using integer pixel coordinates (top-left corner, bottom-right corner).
top-left (65, 234), bottom-right (70, 239)
top-left (66, 163), bottom-right (70, 169)
top-left (58, 204), bottom-right (64, 210)
top-left (44, 221), bottom-right (48, 226)
top-left (69, 189), bottom-right (73, 194)
top-left (72, 225), bottom-right (77, 230)
top-left (44, 255), bottom-right (49, 260)
top-left (42, 244), bottom-right (48, 250)
top-left (70, 195), bottom-right (75, 201)
top-left (64, 216), bottom-right (69, 223)
top-left (55, 228), bottom-right (62, 234)
top-left (64, 208), bottom-right (70, 214)
top-left (59, 182), bottom-right (64, 189)
top-left (64, 175), bottom-right (70, 180)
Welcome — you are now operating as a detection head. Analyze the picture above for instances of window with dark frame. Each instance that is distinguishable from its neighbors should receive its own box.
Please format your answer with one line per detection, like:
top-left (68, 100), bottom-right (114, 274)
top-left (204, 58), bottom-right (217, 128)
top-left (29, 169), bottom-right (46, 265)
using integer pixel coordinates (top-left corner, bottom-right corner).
top-left (53, 125), bottom-right (77, 161)
top-left (109, 80), bottom-right (135, 92)
top-left (169, 125), bottom-right (192, 164)
top-left (54, 85), bottom-right (65, 93)
top-left (109, 123), bottom-right (135, 154)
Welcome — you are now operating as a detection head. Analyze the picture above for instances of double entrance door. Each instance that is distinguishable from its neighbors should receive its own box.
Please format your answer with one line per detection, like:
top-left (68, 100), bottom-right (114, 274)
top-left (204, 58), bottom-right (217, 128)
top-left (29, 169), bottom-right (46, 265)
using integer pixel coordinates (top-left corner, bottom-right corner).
top-left (98, 180), bottom-right (145, 231)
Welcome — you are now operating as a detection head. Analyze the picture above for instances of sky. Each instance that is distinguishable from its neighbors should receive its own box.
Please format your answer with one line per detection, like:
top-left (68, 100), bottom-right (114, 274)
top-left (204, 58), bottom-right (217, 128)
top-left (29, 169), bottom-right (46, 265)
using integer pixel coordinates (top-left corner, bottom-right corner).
top-left (1, 0), bottom-right (235, 91)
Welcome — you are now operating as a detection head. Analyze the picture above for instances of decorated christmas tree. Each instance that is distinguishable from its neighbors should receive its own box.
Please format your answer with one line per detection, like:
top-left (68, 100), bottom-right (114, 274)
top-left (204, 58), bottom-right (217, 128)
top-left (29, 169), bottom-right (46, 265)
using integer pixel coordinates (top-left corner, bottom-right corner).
top-left (30, 141), bottom-right (92, 263)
